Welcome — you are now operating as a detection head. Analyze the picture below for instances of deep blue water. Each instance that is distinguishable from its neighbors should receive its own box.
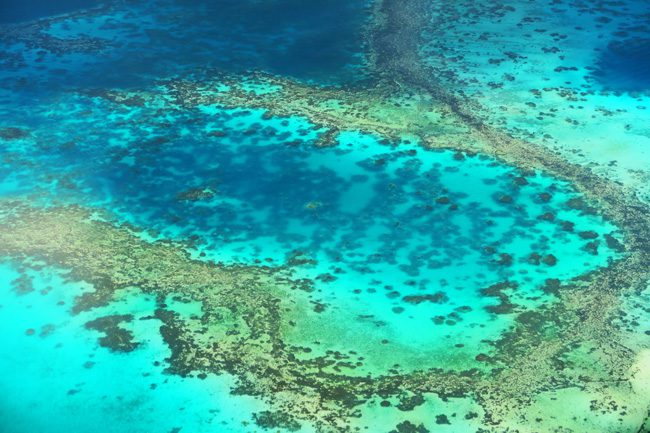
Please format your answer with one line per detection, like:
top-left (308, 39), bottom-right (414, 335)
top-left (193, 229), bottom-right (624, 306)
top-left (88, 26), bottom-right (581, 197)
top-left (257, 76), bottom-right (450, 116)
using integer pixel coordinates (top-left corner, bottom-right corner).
top-left (0, 0), bottom-right (103, 24)
top-left (594, 38), bottom-right (650, 92)
top-left (0, 0), bottom-right (369, 89)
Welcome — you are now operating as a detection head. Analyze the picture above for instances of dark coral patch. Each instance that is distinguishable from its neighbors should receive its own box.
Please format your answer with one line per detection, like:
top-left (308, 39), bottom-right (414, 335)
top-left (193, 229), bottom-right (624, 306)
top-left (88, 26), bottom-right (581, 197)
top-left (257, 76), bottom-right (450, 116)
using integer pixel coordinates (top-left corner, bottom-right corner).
top-left (84, 314), bottom-right (139, 352)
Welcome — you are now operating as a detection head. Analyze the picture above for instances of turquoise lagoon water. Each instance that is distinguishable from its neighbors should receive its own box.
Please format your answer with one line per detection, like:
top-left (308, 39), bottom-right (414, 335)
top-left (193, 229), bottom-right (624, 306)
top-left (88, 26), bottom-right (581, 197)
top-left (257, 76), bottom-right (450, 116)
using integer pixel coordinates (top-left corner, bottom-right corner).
top-left (0, 0), bottom-right (648, 432)
top-left (0, 86), bottom-right (623, 429)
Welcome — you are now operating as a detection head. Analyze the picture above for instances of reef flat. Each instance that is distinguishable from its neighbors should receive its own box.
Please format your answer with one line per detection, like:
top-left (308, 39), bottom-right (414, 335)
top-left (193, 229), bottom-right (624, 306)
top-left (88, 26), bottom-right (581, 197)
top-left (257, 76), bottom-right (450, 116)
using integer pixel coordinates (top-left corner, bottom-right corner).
top-left (0, 0), bottom-right (649, 432)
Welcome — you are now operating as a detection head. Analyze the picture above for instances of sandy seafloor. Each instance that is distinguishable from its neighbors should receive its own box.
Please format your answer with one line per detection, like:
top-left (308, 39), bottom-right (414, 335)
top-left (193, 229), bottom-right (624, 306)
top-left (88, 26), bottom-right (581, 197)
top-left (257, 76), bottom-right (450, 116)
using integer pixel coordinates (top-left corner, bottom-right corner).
top-left (0, 0), bottom-right (649, 432)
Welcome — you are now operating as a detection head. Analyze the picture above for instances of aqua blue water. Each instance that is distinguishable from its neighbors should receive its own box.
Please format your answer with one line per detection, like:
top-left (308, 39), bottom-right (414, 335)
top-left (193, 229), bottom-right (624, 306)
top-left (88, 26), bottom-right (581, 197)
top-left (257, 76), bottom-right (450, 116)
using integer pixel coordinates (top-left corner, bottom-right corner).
top-left (0, 262), bottom-right (279, 433)
top-left (0, 0), bottom-right (647, 432)
top-left (419, 0), bottom-right (650, 203)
